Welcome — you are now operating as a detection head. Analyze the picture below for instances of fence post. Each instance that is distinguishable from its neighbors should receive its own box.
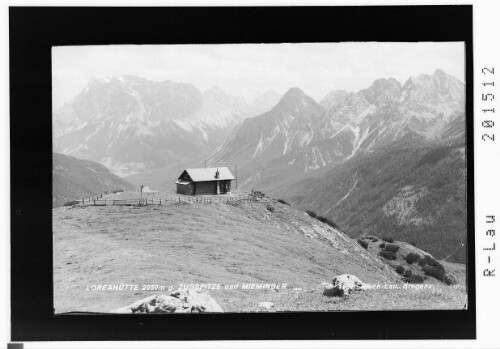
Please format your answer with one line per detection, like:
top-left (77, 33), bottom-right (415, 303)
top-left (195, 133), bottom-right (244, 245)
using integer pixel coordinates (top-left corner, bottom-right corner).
top-left (112, 200), bottom-right (115, 206)
top-left (93, 200), bottom-right (95, 206)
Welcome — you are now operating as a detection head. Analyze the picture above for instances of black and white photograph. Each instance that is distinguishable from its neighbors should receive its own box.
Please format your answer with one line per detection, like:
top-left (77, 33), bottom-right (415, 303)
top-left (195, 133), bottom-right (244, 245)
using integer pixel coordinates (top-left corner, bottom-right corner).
top-left (52, 42), bottom-right (468, 314)
top-left (12, 2), bottom-right (500, 346)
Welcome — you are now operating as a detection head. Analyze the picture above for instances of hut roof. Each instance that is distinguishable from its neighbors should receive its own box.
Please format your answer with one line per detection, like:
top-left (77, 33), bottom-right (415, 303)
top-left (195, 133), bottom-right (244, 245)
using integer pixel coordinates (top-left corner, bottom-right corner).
top-left (180, 167), bottom-right (235, 182)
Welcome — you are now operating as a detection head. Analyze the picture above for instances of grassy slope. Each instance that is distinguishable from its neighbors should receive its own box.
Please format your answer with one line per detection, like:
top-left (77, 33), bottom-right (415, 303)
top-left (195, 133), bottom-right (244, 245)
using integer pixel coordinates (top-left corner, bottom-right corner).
top-left (53, 152), bottom-right (135, 207)
top-left (53, 191), bottom-right (465, 313)
top-left (226, 283), bottom-right (466, 312)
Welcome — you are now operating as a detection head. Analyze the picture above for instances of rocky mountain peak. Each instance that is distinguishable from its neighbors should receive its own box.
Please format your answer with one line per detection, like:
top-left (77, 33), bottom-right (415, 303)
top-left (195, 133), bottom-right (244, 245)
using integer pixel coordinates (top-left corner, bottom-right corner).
top-left (274, 87), bottom-right (322, 113)
top-left (282, 86), bottom-right (307, 99)
top-left (433, 68), bottom-right (448, 79)
top-left (320, 90), bottom-right (349, 110)
top-left (361, 77), bottom-right (402, 106)
top-left (402, 69), bottom-right (464, 109)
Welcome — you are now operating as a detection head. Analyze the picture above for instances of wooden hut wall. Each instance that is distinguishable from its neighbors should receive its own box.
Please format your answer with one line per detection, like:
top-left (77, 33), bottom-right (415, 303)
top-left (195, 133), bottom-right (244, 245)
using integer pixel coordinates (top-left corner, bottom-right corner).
top-left (194, 181), bottom-right (216, 195)
top-left (176, 182), bottom-right (194, 195)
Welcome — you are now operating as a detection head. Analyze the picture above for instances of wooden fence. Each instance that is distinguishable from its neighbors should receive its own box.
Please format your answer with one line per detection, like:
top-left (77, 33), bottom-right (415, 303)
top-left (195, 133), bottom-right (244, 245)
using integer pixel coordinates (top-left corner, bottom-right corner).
top-left (76, 192), bottom-right (106, 205)
top-left (76, 195), bottom-right (253, 206)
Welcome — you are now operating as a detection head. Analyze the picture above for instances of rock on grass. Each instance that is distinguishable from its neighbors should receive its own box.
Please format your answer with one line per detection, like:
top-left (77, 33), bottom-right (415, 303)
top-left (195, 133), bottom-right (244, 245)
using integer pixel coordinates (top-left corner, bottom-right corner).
top-left (323, 274), bottom-right (364, 297)
top-left (110, 288), bottom-right (224, 313)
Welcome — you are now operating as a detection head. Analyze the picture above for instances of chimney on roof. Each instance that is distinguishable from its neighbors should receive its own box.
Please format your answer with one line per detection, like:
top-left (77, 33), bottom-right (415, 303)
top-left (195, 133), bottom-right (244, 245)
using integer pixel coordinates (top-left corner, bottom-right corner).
top-left (215, 168), bottom-right (220, 179)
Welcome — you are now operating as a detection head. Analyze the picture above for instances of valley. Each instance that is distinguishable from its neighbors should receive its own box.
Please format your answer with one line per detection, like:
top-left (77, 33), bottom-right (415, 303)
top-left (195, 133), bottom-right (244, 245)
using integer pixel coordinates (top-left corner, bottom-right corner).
top-left (52, 152), bottom-right (135, 207)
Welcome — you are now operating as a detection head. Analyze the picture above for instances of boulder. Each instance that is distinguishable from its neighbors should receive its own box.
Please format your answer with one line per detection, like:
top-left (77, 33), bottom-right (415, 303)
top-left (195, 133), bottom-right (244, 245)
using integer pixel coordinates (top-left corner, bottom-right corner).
top-left (332, 274), bottom-right (364, 295)
top-left (170, 288), bottom-right (224, 312)
top-left (110, 288), bottom-right (224, 313)
top-left (323, 274), bottom-right (364, 297)
top-left (322, 283), bottom-right (340, 297)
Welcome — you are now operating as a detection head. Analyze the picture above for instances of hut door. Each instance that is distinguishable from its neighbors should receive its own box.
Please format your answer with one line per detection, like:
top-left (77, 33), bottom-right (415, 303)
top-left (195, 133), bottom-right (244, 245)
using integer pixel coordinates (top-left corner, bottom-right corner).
top-left (209, 183), bottom-right (217, 194)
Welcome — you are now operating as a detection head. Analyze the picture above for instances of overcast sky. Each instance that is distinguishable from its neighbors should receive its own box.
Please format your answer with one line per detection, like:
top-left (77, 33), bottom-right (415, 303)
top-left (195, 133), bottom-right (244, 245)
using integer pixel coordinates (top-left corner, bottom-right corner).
top-left (52, 42), bottom-right (464, 110)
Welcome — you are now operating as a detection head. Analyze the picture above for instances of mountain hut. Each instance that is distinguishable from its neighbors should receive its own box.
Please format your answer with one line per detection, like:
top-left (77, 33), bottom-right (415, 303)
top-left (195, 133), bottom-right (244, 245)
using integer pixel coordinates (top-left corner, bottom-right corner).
top-left (176, 167), bottom-right (235, 195)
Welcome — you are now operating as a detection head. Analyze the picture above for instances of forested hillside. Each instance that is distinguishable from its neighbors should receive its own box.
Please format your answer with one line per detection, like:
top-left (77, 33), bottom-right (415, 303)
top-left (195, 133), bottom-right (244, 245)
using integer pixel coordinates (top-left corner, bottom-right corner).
top-left (276, 136), bottom-right (467, 263)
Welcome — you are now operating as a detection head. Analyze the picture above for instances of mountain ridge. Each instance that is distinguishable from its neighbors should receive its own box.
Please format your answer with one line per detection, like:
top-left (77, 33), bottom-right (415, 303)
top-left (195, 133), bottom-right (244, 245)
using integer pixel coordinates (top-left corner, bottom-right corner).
top-left (209, 69), bottom-right (464, 184)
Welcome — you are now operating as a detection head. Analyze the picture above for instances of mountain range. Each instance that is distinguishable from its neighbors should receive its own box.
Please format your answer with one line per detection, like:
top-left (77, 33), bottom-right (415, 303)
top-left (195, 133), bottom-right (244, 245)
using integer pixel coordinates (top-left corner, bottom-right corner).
top-left (53, 76), bottom-right (281, 179)
top-left (209, 69), bottom-right (464, 187)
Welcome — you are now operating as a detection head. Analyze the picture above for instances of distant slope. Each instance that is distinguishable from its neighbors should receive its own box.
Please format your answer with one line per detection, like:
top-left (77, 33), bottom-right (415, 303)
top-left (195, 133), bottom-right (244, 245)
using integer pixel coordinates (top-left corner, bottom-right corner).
top-left (275, 134), bottom-right (467, 263)
top-left (53, 152), bottom-right (135, 207)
